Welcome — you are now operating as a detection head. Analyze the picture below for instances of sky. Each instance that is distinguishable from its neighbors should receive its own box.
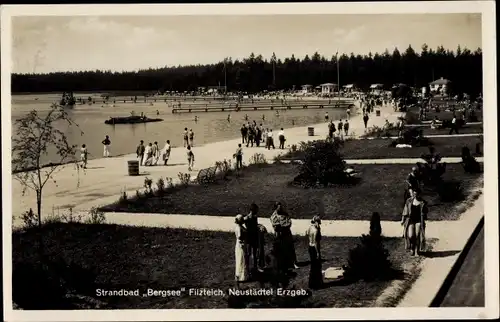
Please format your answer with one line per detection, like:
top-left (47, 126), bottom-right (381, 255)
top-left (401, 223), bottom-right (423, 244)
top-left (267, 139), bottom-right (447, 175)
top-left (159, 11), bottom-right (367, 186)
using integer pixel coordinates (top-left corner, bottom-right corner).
top-left (11, 13), bottom-right (482, 74)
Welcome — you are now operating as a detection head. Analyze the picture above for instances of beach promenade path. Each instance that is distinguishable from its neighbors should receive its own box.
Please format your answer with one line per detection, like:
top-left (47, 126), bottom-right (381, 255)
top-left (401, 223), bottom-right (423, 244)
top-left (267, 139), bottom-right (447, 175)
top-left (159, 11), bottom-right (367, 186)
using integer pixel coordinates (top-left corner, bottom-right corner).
top-left (100, 212), bottom-right (455, 240)
top-left (10, 103), bottom-right (404, 227)
top-left (398, 193), bottom-right (484, 307)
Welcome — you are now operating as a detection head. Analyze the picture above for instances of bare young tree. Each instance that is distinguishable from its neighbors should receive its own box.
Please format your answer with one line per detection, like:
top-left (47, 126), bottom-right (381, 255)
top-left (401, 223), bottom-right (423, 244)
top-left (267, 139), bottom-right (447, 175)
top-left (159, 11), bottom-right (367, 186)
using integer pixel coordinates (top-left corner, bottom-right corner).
top-left (12, 103), bottom-right (83, 228)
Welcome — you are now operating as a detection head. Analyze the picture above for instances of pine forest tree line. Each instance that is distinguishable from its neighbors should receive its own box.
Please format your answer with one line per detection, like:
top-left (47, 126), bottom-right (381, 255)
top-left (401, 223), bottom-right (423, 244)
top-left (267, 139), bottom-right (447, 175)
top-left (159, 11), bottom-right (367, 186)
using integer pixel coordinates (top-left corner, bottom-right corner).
top-left (12, 44), bottom-right (482, 96)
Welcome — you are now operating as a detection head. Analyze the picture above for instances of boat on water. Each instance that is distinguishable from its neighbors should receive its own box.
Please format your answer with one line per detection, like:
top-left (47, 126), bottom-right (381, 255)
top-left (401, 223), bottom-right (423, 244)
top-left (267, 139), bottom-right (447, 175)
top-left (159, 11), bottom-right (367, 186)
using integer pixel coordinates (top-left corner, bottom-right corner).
top-left (104, 115), bottom-right (163, 125)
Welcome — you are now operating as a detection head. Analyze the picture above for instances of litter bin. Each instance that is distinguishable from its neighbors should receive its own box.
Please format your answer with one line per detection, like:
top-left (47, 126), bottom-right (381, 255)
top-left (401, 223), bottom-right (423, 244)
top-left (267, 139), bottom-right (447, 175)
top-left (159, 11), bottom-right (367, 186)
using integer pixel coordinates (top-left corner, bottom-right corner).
top-left (127, 160), bottom-right (140, 176)
top-left (308, 127), bottom-right (315, 136)
top-left (376, 110), bottom-right (381, 116)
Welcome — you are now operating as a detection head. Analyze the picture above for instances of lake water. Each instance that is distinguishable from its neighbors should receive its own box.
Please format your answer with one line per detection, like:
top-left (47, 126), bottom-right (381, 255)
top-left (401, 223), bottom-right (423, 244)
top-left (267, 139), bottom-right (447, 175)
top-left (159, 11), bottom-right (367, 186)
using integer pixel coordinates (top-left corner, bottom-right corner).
top-left (10, 94), bottom-right (353, 165)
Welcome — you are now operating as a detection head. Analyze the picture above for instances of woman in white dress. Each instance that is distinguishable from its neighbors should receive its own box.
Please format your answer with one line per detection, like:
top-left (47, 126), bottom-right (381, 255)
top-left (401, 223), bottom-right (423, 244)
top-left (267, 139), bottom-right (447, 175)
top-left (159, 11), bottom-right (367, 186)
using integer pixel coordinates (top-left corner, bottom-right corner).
top-left (235, 214), bottom-right (250, 285)
top-left (142, 143), bottom-right (152, 166)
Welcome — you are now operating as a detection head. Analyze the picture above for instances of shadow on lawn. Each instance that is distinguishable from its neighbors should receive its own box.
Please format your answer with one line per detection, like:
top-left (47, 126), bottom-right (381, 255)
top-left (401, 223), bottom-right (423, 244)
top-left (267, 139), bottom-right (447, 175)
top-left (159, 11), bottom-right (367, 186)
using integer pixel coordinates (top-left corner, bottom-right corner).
top-left (420, 250), bottom-right (461, 258)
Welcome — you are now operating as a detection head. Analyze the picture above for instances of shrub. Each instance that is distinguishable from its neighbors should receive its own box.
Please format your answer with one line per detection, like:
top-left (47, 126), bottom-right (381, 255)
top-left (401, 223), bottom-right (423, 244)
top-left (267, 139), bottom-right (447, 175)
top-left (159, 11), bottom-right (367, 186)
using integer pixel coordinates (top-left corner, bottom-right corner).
top-left (273, 154), bottom-right (284, 164)
top-left (60, 207), bottom-right (83, 223)
top-left (461, 146), bottom-right (482, 174)
top-left (85, 207), bottom-right (106, 224)
top-left (390, 128), bottom-right (433, 147)
top-left (21, 208), bottom-right (38, 229)
top-left (143, 177), bottom-right (153, 195)
top-left (215, 159), bottom-right (233, 179)
top-left (249, 153), bottom-right (267, 165)
top-left (156, 177), bottom-right (165, 194)
top-left (118, 190), bottom-right (128, 205)
top-left (164, 177), bottom-right (174, 189)
top-left (178, 172), bottom-right (191, 186)
top-left (135, 189), bottom-right (142, 199)
top-left (343, 219), bottom-right (395, 282)
top-left (437, 180), bottom-right (465, 202)
top-left (293, 140), bottom-right (349, 187)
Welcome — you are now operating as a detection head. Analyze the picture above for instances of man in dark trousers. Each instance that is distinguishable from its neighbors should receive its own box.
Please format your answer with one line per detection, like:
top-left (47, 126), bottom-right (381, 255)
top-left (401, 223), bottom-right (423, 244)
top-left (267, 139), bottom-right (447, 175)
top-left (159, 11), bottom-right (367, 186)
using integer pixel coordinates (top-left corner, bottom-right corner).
top-left (449, 115), bottom-right (459, 135)
top-left (240, 124), bottom-right (248, 144)
top-left (363, 112), bottom-right (370, 130)
top-left (244, 203), bottom-right (261, 273)
top-left (136, 140), bottom-right (145, 165)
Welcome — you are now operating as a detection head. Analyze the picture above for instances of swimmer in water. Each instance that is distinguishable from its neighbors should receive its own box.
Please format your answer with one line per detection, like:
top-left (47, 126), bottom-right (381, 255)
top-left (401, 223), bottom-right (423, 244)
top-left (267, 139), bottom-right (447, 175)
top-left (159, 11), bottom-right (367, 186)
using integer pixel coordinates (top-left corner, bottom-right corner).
top-left (244, 114), bottom-right (248, 121)
top-left (156, 110), bottom-right (159, 116)
top-left (262, 114), bottom-right (265, 121)
top-left (227, 114), bottom-right (231, 122)
top-left (292, 120), bottom-right (295, 126)
top-left (194, 116), bottom-right (198, 123)
top-left (275, 111), bottom-right (280, 117)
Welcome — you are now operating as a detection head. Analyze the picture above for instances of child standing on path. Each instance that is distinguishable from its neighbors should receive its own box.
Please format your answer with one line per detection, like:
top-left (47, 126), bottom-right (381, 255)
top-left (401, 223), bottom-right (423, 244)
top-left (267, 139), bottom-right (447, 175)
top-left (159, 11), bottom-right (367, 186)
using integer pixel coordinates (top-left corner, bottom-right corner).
top-left (189, 129), bottom-right (195, 146)
top-left (80, 144), bottom-right (88, 169)
top-left (234, 143), bottom-right (243, 170)
top-left (187, 146), bottom-right (195, 171)
top-left (183, 128), bottom-right (189, 147)
top-left (344, 119), bottom-right (350, 136)
top-left (102, 135), bottom-right (111, 157)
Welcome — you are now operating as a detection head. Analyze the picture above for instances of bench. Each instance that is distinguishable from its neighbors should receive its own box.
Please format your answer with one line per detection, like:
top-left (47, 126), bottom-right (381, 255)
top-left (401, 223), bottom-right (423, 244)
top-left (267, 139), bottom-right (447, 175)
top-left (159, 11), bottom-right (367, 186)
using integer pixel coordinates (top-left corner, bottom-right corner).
top-left (196, 166), bottom-right (219, 184)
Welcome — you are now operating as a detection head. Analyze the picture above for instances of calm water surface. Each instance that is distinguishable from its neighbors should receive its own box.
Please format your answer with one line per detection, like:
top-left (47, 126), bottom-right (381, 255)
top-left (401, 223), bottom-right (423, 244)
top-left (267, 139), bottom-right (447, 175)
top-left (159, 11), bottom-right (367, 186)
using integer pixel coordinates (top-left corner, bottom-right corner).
top-left (11, 94), bottom-right (352, 165)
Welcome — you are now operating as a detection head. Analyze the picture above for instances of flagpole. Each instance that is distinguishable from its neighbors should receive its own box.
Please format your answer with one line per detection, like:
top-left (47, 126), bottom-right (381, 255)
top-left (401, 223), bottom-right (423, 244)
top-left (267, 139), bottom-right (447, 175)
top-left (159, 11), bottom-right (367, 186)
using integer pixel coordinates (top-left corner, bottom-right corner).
top-left (224, 58), bottom-right (227, 95)
top-left (337, 51), bottom-right (340, 104)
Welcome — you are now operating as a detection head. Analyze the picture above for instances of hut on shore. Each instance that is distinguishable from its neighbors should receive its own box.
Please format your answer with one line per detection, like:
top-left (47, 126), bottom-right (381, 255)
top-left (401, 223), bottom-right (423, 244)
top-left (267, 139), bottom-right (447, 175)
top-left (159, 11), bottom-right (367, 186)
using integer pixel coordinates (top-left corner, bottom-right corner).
top-left (429, 77), bottom-right (452, 95)
top-left (369, 83), bottom-right (384, 96)
top-left (320, 83), bottom-right (337, 95)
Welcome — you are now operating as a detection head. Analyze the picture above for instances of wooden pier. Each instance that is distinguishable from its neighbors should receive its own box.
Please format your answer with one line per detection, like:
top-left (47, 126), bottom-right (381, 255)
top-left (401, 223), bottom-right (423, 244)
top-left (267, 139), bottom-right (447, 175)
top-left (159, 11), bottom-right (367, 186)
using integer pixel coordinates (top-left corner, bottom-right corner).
top-left (171, 101), bottom-right (355, 113)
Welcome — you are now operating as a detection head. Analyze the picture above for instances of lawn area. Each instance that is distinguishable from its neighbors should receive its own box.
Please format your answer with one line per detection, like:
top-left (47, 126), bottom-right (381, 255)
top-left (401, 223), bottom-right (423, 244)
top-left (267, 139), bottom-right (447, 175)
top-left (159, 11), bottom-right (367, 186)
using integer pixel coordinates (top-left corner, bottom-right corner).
top-left (402, 124), bottom-right (483, 136)
top-left (100, 163), bottom-right (482, 221)
top-left (283, 135), bottom-right (482, 160)
top-left (340, 136), bottom-right (483, 159)
top-left (405, 108), bottom-right (483, 124)
top-left (12, 223), bottom-right (427, 309)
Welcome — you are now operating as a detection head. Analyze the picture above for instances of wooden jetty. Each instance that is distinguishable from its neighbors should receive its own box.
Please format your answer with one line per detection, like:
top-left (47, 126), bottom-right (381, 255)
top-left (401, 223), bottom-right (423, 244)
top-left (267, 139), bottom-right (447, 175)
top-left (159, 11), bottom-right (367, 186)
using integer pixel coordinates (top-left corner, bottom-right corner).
top-left (171, 101), bottom-right (355, 113)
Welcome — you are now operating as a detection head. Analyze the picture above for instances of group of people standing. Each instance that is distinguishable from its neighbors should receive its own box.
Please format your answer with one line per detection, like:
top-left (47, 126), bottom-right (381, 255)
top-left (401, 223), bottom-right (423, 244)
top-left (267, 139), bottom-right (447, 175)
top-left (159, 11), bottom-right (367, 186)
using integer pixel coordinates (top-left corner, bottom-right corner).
top-left (402, 167), bottom-right (429, 256)
top-left (234, 202), bottom-right (324, 290)
top-left (239, 122), bottom-right (287, 150)
top-left (328, 119), bottom-right (350, 140)
top-left (136, 140), bottom-right (172, 167)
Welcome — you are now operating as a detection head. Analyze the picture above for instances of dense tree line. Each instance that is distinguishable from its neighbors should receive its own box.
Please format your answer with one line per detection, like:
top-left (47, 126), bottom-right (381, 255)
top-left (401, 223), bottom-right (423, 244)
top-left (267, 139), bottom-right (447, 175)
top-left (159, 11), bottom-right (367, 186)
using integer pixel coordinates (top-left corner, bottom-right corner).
top-left (12, 44), bottom-right (482, 96)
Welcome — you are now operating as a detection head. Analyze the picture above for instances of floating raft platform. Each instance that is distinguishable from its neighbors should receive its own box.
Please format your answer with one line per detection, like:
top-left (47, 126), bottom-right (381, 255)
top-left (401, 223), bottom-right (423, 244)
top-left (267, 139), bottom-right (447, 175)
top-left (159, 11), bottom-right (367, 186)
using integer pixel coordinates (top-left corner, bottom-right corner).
top-left (171, 101), bottom-right (355, 113)
top-left (104, 116), bottom-right (163, 125)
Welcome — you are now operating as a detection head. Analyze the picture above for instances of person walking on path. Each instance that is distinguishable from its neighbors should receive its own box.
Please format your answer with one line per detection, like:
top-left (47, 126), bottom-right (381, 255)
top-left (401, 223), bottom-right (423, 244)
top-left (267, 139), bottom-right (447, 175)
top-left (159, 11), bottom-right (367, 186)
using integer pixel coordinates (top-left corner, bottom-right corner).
top-left (324, 112), bottom-right (329, 122)
top-left (136, 140), bottom-right (145, 165)
top-left (344, 119), bottom-right (350, 137)
top-left (234, 143), bottom-right (243, 170)
top-left (80, 144), bottom-right (89, 169)
top-left (338, 119), bottom-right (344, 140)
top-left (255, 126), bottom-right (262, 147)
top-left (244, 203), bottom-right (261, 273)
top-left (278, 128), bottom-right (286, 149)
top-left (162, 140), bottom-right (171, 166)
top-left (241, 124), bottom-right (248, 144)
top-left (363, 112), bottom-right (370, 130)
top-left (328, 121), bottom-right (336, 140)
top-left (404, 166), bottom-right (421, 204)
top-left (270, 202), bottom-right (298, 270)
top-left (247, 125), bottom-right (255, 147)
top-left (449, 115), bottom-right (459, 135)
top-left (143, 143), bottom-right (153, 166)
top-left (235, 214), bottom-right (250, 286)
top-left (187, 145), bottom-right (195, 171)
top-left (306, 215), bottom-right (323, 289)
top-left (183, 128), bottom-right (189, 147)
top-left (152, 141), bottom-right (160, 165)
top-left (267, 129), bottom-right (275, 150)
top-left (346, 106), bottom-right (351, 119)
top-left (401, 188), bottom-right (428, 256)
top-left (102, 135), bottom-right (111, 157)
top-left (188, 129), bottom-right (195, 147)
